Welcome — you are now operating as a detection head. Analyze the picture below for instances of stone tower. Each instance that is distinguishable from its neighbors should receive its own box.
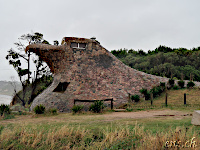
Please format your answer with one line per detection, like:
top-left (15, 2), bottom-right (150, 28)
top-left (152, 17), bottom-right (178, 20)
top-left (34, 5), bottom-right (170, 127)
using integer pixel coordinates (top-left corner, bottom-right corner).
top-left (26, 37), bottom-right (168, 112)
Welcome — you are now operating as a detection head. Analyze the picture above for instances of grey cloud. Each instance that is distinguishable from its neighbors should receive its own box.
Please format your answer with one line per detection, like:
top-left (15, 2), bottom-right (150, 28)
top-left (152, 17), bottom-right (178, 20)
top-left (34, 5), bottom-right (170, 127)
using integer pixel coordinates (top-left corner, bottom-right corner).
top-left (0, 0), bottom-right (200, 81)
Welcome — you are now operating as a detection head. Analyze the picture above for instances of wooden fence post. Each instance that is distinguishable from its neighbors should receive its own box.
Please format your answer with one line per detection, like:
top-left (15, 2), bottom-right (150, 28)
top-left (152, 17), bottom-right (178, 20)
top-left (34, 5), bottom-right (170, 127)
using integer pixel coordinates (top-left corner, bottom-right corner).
top-left (111, 98), bottom-right (113, 110)
top-left (165, 93), bottom-right (168, 107)
top-left (184, 93), bottom-right (186, 105)
top-left (128, 93), bottom-right (131, 102)
top-left (150, 93), bottom-right (153, 106)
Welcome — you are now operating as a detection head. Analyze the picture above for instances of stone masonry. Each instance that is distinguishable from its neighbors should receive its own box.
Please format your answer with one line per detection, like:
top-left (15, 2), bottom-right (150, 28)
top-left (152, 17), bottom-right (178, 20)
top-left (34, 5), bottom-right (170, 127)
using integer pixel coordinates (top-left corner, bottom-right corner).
top-left (26, 37), bottom-right (170, 112)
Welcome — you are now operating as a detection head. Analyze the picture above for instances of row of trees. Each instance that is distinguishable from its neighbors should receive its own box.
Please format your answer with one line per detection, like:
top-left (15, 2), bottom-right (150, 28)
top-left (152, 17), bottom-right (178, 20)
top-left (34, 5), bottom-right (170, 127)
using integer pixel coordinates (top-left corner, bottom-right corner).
top-left (111, 45), bottom-right (200, 57)
top-left (6, 32), bottom-right (59, 106)
top-left (111, 46), bottom-right (200, 81)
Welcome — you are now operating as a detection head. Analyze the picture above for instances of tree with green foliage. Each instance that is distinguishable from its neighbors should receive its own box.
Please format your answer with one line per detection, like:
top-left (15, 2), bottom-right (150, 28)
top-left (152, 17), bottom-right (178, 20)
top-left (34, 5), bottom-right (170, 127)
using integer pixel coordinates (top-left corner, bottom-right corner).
top-left (112, 45), bottom-right (200, 82)
top-left (5, 32), bottom-right (52, 106)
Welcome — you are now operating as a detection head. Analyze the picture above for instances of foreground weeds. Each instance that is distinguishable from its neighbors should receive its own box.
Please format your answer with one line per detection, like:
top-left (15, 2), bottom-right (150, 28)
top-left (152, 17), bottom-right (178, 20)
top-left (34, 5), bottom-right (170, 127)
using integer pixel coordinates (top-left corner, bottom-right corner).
top-left (0, 123), bottom-right (139, 149)
top-left (0, 121), bottom-right (199, 149)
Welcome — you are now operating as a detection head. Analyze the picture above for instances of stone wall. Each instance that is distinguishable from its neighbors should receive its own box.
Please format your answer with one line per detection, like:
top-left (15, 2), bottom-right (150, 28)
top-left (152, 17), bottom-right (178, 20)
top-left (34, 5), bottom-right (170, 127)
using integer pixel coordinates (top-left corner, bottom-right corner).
top-left (26, 37), bottom-right (172, 112)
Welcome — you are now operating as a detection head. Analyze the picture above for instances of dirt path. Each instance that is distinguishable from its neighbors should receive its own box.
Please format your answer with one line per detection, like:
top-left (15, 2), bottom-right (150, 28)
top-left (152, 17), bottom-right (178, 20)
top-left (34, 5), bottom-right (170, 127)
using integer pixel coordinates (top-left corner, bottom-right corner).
top-left (103, 109), bottom-right (192, 120)
top-left (0, 109), bottom-right (193, 125)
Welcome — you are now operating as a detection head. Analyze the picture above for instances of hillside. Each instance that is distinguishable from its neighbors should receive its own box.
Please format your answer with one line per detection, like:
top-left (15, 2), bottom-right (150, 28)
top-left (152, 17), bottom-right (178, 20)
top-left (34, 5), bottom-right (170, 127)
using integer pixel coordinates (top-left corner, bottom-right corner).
top-left (111, 45), bottom-right (200, 81)
top-left (0, 81), bottom-right (21, 96)
top-left (129, 88), bottom-right (200, 108)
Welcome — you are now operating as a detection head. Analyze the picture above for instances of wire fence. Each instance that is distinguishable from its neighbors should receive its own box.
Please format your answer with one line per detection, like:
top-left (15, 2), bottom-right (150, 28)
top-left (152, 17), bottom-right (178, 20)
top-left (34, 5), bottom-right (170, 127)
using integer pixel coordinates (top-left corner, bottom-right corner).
top-left (131, 93), bottom-right (200, 109)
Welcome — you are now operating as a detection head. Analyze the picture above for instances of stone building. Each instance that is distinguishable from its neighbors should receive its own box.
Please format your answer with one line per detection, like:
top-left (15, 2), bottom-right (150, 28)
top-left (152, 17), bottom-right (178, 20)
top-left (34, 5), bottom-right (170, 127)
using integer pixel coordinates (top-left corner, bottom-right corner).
top-left (26, 37), bottom-right (168, 112)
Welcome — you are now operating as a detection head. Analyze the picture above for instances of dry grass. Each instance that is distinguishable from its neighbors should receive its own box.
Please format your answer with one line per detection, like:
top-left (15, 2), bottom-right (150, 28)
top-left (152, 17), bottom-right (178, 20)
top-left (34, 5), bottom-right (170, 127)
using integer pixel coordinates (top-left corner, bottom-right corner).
top-left (131, 88), bottom-right (200, 108)
top-left (0, 119), bottom-right (199, 149)
top-left (1, 88), bottom-right (200, 149)
top-left (0, 110), bottom-right (200, 150)
top-left (0, 122), bottom-right (135, 149)
top-left (139, 126), bottom-right (198, 149)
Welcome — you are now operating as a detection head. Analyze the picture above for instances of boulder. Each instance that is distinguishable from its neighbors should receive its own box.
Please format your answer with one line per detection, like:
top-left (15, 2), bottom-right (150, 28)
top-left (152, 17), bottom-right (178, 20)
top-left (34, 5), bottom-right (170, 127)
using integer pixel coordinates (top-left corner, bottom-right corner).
top-left (191, 110), bottom-right (200, 125)
top-left (10, 104), bottom-right (24, 112)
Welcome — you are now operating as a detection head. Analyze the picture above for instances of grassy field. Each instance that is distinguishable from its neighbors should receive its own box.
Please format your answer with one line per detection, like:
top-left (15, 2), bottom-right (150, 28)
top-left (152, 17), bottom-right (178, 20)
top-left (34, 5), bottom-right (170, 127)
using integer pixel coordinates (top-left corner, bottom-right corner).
top-left (129, 88), bottom-right (200, 109)
top-left (1, 88), bottom-right (200, 149)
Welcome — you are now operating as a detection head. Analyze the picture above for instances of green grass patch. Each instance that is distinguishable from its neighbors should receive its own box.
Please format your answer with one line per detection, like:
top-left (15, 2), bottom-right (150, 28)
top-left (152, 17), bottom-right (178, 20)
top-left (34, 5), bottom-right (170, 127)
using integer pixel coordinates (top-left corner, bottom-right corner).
top-left (1, 105), bottom-right (200, 149)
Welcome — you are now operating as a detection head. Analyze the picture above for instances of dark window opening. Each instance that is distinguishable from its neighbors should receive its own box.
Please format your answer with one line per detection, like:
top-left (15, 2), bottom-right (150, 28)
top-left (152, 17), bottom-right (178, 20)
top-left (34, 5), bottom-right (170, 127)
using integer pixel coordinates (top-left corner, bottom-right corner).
top-left (53, 82), bottom-right (70, 93)
top-left (71, 42), bottom-right (87, 49)
top-left (79, 43), bottom-right (86, 48)
top-left (71, 42), bottom-right (78, 48)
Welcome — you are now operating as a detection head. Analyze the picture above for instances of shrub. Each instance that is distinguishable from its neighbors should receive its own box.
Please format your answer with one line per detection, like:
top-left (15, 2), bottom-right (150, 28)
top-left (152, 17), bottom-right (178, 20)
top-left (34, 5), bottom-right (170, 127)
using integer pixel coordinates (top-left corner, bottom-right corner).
top-left (160, 82), bottom-right (166, 91)
top-left (187, 81), bottom-right (195, 88)
top-left (178, 80), bottom-right (185, 88)
top-left (131, 95), bottom-right (140, 102)
top-left (150, 85), bottom-right (167, 99)
top-left (34, 105), bottom-right (45, 114)
top-left (0, 104), bottom-right (10, 116)
top-left (49, 108), bottom-right (58, 115)
top-left (173, 77), bottom-right (178, 80)
top-left (72, 105), bottom-right (84, 114)
top-left (117, 103), bottom-right (130, 109)
top-left (150, 88), bottom-right (156, 98)
top-left (160, 82), bottom-right (165, 87)
top-left (126, 107), bottom-right (133, 112)
top-left (157, 86), bottom-right (164, 93)
top-left (168, 78), bottom-right (174, 87)
top-left (140, 88), bottom-right (150, 100)
top-left (3, 113), bottom-right (15, 120)
top-left (145, 92), bottom-right (151, 100)
top-left (139, 88), bottom-right (148, 95)
top-left (89, 100), bottom-right (104, 113)
top-left (156, 86), bottom-right (163, 96)
top-left (173, 84), bottom-right (179, 90)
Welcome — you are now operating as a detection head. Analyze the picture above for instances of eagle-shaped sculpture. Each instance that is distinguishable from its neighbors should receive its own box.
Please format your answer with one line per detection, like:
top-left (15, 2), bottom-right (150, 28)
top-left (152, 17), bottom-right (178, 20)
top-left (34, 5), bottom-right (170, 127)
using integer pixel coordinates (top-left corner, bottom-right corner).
top-left (26, 37), bottom-right (168, 112)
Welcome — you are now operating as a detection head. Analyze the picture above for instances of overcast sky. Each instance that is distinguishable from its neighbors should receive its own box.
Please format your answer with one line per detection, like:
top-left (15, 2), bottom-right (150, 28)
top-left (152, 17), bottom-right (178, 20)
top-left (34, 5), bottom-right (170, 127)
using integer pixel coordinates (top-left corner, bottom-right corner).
top-left (0, 0), bottom-right (200, 81)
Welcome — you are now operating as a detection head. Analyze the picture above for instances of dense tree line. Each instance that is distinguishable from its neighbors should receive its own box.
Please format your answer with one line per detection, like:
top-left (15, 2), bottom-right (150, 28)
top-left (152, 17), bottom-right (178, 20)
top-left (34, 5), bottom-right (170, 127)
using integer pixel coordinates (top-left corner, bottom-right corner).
top-left (111, 45), bottom-right (200, 81)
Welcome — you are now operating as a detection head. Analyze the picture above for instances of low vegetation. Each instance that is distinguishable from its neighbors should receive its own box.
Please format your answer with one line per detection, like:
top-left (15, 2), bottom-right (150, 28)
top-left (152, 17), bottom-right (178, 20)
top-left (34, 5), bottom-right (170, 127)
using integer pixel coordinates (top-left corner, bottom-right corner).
top-left (126, 87), bottom-right (200, 110)
top-left (0, 88), bottom-right (200, 149)
top-left (139, 82), bottom-right (166, 101)
top-left (0, 104), bottom-right (10, 116)
top-left (139, 88), bottom-right (151, 100)
top-left (168, 78), bottom-right (175, 88)
top-left (72, 105), bottom-right (84, 114)
top-left (131, 94), bottom-right (140, 102)
top-left (89, 100), bottom-right (105, 113)
top-left (178, 80), bottom-right (185, 88)
top-left (187, 81), bottom-right (195, 88)
top-left (34, 104), bottom-right (45, 114)
top-left (48, 108), bottom-right (58, 115)
top-left (0, 110), bottom-right (199, 149)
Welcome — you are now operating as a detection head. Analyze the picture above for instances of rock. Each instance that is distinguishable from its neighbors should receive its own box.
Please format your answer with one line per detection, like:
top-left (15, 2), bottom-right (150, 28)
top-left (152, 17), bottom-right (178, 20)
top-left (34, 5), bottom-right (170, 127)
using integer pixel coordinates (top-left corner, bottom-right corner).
top-left (191, 110), bottom-right (200, 125)
top-left (26, 37), bottom-right (170, 112)
top-left (10, 104), bottom-right (24, 112)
